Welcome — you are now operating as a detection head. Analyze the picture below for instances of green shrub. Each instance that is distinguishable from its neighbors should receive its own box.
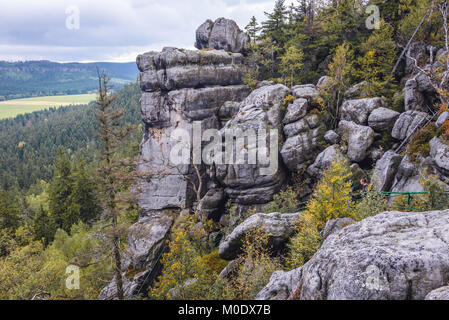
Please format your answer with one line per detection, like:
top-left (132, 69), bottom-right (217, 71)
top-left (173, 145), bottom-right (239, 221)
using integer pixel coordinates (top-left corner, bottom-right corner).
top-left (263, 187), bottom-right (300, 214)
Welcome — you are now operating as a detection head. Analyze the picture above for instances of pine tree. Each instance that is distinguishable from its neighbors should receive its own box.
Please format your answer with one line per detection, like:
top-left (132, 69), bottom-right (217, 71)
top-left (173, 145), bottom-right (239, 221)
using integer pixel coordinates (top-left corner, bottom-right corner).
top-left (95, 71), bottom-right (135, 300)
top-left (245, 16), bottom-right (260, 43)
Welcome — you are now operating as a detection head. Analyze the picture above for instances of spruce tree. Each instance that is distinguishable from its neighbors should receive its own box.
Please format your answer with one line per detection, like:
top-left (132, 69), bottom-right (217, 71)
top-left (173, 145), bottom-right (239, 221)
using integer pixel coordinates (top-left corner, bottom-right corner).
top-left (245, 16), bottom-right (260, 43)
top-left (95, 71), bottom-right (134, 300)
top-left (48, 147), bottom-right (73, 231)
top-left (69, 158), bottom-right (101, 225)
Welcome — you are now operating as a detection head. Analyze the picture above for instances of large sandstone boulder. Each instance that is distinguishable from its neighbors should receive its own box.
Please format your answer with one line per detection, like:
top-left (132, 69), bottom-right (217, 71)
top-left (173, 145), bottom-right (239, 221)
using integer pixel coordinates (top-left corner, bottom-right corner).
top-left (195, 18), bottom-right (250, 53)
top-left (283, 114), bottom-right (319, 138)
top-left (217, 84), bottom-right (290, 206)
top-left (425, 287), bottom-right (449, 300)
top-left (281, 126), bottom-right (322, 172)
top-left (371, 151), bottom-right (403, 191)
top-left (391, 110), bottom-right (429, 141)
top-left (341, 98), bottom-right (384, 125)
top-left (404, 72), bottom-right (438, 112)
top-left (430, 137), bottom-right (449, 176)
top-left (255, 268), bottom-right (303, 300)
top-left (391, 155), bottom-right (427, 193)
top-left (99, 212), bottom-right (174, 299)
top-left (292, 84), bottom-right (320, 106)
top-left (338, 120), bottom-right (374, 163)
top-left (283, 98), bottom-right (308, 124)
top-left (288, 210), bottom-right (449, 300)
top-left (218, 212), bottom-right (301, 260)
top-left (368, 107), bottom-right (400, 132)
top-left (307, 145), bottom-right (345, 179)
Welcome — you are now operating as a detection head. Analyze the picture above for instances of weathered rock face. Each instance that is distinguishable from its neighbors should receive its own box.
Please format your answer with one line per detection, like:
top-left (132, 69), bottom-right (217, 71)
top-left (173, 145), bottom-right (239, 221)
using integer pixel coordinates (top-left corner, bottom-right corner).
top-left (425, 286), bottom-right (449, 300)
top-left (391, 110), bottom-right (429, 141)
top-left (281, 126), bottom-right (322, 172)
top-left (368, 107), bottom-right (400, 133)
top-left (430, 137), bottom-right (449, 176)
top-left (98, 212), bottom-right (174, 300)
top-left (371, 151), bottom-right (403, 192)
top-left (391, 155), bottom-right (427, 193)
top-left (338, 120), bottom-right (374, 163)
top-left (138, 47), bottom-right (247, 92)
top-left (218, 212), bottom-right (301, 260)
top-left (283, 98), bottom-right (308, 124)
top-left (217, 84), bottom-right (290, 206)
top-left (288, 210), bottom-right (449, 300)
top-left (307, 145), bottom-right (345, 179)
top-left (321, 217), bottom-right (355, 241)
top-left (137, 46), bottom-right (250, 213)
top-left (195, 18), bottom-right (250, 53)
top-left (341, 98), bottom-right (384, 125)
top-left (404, 72), bottom-right (438, 112)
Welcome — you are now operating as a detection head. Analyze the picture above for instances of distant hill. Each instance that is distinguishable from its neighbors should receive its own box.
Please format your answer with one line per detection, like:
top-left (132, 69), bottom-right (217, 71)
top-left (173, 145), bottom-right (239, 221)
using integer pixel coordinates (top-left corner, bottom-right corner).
top-left (0, 60), bottom-right (139, 100)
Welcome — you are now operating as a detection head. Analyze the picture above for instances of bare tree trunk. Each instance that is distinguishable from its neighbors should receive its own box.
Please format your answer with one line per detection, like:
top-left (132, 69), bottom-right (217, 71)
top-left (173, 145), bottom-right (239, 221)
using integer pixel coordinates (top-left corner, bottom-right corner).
top-left (113, 218), bottom-right (124, 300)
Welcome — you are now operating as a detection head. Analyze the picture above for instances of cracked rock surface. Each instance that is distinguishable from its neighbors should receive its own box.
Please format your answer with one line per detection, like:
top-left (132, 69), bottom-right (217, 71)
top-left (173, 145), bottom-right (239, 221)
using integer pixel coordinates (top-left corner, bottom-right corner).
top-left (274, 210), bottom-right (449, 300)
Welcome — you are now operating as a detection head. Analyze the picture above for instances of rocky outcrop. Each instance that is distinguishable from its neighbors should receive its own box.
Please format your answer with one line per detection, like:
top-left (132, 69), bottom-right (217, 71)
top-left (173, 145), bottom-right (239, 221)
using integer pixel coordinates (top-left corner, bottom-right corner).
top-left (137, 46), bottom-right (250, 213)
top-left (307, 145), bottom-right (345, 179)
top-left (404, 72), bottom-right (438, 112)
top-left (430, 137), bottom-right (449, 176)
top-left (98, 212), bottom-right (174, 299)
top-left (218, 212), bottom-right (301, 260)
top-left (371, 151), bottom-right (403, 191)
top-left (287, 210), bottom-right (449, 300)
top-left (217, 84), bottom-right (290, 206)
top-left (338, 120), bottom-right (374, 163)
top-left (425, 287), bottom-right (449, 300)
top-left (368, 107), bottom-right (400, 132)
top-left (195, 18), bottom-right (250, 53)
top-left (391, 110), bottom-right (429, 141)
top-left (341, 98), bottom-right (384, 125)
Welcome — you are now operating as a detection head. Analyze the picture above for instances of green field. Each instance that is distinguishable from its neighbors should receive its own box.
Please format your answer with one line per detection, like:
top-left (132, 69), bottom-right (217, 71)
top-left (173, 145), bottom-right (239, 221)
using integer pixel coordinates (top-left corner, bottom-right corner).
top-left (0, 94), bottom-right (97, 119)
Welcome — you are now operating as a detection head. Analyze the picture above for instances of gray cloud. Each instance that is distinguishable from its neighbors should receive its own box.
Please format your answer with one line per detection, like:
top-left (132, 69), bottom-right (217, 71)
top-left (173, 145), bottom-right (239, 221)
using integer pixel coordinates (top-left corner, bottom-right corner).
top-left (0, 0), bottom-right (279, 62)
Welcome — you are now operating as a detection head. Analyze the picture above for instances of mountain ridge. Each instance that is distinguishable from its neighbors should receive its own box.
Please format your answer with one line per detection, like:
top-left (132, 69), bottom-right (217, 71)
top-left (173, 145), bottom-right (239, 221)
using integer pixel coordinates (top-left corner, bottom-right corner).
top-left (0, 60), bottom-right (139, 100)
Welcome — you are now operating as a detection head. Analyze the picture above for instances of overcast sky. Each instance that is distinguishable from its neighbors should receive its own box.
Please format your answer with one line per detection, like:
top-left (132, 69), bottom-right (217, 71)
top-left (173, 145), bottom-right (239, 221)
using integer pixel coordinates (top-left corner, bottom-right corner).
top-left (0, 0), bottom-right (289, 62)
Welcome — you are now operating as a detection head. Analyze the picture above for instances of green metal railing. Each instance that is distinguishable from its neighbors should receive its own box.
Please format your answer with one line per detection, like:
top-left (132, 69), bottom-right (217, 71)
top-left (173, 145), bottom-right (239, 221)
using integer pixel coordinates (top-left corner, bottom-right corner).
top-left (379, 191), bottom-right (449, 211)
top-left (295, 191), bottom-right (449, 212)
